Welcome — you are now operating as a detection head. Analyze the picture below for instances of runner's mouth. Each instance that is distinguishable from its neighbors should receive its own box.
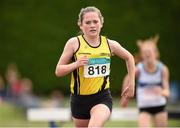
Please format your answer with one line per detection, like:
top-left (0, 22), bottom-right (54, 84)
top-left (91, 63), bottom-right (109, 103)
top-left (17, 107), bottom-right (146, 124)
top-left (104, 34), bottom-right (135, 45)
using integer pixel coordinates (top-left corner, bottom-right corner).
top-left (90, 30), bottom-right (96, 32)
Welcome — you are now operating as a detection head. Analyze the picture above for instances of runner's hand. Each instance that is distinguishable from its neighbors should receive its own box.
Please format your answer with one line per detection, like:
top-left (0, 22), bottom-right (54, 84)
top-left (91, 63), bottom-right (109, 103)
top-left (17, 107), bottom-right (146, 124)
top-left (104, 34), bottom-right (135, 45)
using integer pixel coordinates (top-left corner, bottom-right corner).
top-left (76, 56), bottom-right (88, 67)
top-left (120, 95), bottom-right (130, 107)
top-left (121, 85), bottom-right (134, 98)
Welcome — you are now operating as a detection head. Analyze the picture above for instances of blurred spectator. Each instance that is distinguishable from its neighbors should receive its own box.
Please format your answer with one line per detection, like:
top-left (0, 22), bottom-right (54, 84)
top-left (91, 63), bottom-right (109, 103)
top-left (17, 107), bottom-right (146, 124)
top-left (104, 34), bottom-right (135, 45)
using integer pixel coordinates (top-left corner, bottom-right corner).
top-left (49, 90), bottom-right (64, 107)
top-left (44, 90), bottom-right (65, 128)
top-left (18, 78), bottom-right (41, 109)
top-left (0, 75), bottom-right (6, 104)
top-left (169, 81), bottom-right (180, 104)
top-left (43, 90), bottom-right (64, 108)
top-left (5, 63), bottom-right (22, 98)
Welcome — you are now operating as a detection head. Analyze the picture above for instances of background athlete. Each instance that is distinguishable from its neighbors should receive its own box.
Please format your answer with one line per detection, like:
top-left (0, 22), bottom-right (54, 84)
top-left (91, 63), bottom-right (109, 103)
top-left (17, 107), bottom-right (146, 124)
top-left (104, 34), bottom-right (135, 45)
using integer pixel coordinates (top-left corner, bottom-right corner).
top-left (122, 35), bottom-right (170, 127)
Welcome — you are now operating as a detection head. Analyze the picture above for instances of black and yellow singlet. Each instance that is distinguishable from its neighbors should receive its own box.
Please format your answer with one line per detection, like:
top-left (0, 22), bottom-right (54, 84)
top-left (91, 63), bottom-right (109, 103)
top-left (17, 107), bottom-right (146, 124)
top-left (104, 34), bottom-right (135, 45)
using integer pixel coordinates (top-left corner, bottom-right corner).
top-left (70, 35), bottom-right (111, 95)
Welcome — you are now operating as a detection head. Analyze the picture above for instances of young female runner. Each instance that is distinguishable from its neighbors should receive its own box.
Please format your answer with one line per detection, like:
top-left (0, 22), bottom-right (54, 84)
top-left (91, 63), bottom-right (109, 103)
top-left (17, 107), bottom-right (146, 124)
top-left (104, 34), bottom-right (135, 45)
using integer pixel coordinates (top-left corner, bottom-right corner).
top-left (55, 6), bottom-right (135, 127)
top-left (122, 35), bottom-right (170, 127)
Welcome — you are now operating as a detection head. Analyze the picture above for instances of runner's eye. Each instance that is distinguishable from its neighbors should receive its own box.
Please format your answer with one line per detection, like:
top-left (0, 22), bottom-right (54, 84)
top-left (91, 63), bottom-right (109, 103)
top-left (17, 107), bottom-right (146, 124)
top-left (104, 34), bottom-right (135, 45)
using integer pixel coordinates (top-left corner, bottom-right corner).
top-left (93, 20), bottom-right (98, 24)
top-left (85, 21), bottom-right (91, 25)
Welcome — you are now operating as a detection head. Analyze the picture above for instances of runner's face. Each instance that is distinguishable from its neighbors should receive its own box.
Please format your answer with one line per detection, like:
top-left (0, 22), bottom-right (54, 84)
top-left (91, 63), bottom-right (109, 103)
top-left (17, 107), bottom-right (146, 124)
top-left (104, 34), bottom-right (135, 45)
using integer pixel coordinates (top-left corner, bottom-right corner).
top-left (80, 12), bottom-right (102, 37)
top-left (140, 43), bottom-right (157, 63)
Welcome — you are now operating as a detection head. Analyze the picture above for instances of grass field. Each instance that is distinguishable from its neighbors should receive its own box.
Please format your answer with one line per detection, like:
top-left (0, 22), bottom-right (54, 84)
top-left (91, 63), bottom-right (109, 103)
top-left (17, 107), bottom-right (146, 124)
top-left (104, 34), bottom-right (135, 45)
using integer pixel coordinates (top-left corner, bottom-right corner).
top-left (0, 102), bottom-right (180, 127)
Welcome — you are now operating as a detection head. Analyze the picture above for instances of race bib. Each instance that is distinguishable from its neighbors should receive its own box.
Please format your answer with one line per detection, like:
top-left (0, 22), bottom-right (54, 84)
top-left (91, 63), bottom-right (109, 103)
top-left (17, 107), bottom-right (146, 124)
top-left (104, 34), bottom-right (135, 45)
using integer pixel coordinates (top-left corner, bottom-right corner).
top-left (84, 58), bottom-right (110, 78)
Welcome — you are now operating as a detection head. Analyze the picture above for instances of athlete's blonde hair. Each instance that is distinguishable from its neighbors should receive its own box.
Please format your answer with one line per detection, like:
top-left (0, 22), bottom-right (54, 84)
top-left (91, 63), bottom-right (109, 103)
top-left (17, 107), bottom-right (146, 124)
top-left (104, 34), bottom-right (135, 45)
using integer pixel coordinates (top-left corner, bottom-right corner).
top-left (77, 6), bottom-right (104, 26)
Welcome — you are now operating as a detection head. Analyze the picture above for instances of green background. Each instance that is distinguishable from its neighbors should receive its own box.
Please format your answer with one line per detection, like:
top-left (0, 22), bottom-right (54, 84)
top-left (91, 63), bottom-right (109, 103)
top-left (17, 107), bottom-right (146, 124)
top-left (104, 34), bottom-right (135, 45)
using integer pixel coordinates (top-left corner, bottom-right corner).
top-left (0, 0), bottom-right (180, 95)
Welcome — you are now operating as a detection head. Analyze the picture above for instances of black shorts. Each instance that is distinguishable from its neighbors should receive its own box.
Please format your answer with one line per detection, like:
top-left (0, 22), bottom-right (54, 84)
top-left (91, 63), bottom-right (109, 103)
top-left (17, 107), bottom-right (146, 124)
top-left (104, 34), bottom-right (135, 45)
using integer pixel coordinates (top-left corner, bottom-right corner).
top-left (139, 105), bottom-right (166, 115)
top-left (70, 89), bottom-right (113, 119)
